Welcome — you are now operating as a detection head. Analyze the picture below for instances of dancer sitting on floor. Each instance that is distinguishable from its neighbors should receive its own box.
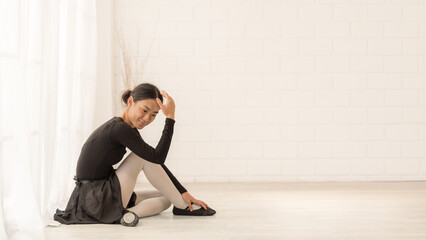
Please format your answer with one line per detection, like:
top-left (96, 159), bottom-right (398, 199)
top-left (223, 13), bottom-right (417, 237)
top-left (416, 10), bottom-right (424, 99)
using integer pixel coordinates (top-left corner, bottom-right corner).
top-left (54, 83), bottom-right (216, 227)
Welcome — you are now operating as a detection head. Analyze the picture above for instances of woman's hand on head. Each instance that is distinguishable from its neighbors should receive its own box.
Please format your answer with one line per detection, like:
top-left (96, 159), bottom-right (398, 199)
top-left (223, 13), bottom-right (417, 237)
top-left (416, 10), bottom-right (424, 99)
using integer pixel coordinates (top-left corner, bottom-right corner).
top-left (181, 192), bottom-right (209, 211)
top-left (156, 90), bottom-right (175, 120)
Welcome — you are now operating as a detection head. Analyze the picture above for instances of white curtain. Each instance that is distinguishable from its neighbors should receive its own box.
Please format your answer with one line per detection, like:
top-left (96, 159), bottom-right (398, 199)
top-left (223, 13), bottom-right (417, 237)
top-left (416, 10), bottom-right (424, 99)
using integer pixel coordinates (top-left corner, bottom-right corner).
top-left (0, 0), bottom-right (100, 238)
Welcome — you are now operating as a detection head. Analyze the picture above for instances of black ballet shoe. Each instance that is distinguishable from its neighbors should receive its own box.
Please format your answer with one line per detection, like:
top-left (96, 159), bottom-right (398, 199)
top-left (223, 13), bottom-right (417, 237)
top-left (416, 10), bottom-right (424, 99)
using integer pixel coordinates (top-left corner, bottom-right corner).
top-left (206, 207), bottom-right (216, 215)
top-left (120, 210), bottom-right (139, 227)
top-left (173, 206), bottom-right (216, 216)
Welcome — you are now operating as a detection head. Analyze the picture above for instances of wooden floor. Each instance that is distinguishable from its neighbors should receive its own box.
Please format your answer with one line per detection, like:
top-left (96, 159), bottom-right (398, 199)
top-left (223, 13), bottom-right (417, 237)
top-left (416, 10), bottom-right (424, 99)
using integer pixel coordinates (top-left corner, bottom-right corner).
top-left (40, 182), bottom-right (426, 240)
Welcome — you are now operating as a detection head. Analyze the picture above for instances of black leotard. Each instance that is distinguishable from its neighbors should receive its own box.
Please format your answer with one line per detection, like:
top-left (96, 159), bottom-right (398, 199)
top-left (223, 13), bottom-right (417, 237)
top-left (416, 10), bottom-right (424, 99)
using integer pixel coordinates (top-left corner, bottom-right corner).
top-left (76, 116), bottom-right (187, 193)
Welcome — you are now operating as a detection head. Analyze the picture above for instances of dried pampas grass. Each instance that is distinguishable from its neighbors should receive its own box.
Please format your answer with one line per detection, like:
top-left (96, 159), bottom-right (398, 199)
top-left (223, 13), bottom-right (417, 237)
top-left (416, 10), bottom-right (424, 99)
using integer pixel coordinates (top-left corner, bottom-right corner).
top-left (117, 26), bottom-right (154, 107)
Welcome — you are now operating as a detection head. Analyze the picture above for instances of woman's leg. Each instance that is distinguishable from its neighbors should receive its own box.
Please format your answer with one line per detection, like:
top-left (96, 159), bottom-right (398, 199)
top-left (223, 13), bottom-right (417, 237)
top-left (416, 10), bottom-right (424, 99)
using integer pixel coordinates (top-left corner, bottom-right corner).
top-left (128, 195), bottom-right (172, 218)
top-left (134, 189), bottom-right (164, 205)
top-left (115, 152), bottom-right (197, 217)
top-left (126, 190), bottom-right (172, 218)
top-left (115, 153), bottom-right (143, 208)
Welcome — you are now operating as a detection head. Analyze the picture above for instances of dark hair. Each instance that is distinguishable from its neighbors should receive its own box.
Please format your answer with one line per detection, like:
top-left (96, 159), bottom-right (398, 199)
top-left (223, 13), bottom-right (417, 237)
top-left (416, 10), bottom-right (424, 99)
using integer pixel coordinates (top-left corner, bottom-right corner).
top-left (122, 83), bottom-right (163, 105)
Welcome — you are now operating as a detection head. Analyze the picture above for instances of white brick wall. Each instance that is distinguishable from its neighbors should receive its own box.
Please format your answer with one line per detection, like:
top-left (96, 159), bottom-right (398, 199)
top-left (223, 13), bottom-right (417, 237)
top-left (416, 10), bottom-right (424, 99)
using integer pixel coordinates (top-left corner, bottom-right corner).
top-left (113, 0), bottom-right (426, 182)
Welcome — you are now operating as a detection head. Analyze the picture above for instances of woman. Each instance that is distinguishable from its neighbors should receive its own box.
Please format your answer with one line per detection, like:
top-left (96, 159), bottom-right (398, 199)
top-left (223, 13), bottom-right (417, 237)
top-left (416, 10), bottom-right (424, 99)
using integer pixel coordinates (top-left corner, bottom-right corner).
top-left (54, 83), bottom-right (216, 227)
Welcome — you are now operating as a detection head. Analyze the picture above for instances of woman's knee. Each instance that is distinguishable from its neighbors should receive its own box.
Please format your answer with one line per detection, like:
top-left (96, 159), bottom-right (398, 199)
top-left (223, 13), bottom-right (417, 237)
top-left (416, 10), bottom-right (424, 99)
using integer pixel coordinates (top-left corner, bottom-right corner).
top-left (127, 152), bottom-right (145, 170)
top-left (160, 197), bottom-right (172, 209)
top-left (156, 191), bottom-right (172, 208)
top-left (117, 152), bottom-right (144, 177)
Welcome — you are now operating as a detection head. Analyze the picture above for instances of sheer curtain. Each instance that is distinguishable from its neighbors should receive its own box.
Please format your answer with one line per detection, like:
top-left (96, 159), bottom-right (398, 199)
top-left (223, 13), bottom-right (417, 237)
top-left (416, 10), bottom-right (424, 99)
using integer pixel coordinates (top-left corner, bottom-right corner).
top-left (0, 0), bottom-right (100, 238)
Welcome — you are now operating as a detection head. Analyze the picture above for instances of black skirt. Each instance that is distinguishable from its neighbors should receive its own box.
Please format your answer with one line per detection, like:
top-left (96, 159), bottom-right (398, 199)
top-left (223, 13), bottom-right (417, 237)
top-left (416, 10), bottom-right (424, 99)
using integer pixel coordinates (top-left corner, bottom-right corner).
top-left (54, 169), bottom-right (137, 224)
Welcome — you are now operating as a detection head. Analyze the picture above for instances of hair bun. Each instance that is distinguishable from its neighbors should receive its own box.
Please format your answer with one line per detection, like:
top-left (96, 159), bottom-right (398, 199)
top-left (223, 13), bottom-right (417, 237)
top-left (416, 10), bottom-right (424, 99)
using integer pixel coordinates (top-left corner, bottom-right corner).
top-left (121, 90), bottom-right (132, 105)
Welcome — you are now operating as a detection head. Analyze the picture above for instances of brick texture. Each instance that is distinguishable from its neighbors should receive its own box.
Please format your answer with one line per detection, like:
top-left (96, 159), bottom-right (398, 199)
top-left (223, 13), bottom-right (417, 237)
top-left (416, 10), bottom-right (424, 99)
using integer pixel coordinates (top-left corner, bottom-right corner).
top-left (114, 0), bottom-right (426, 182)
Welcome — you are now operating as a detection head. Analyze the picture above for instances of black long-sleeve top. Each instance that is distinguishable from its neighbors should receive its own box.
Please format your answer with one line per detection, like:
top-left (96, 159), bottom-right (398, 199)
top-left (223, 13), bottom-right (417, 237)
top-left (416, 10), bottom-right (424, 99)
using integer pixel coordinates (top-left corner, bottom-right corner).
top-left (76, 117), bottom-right (187, 194)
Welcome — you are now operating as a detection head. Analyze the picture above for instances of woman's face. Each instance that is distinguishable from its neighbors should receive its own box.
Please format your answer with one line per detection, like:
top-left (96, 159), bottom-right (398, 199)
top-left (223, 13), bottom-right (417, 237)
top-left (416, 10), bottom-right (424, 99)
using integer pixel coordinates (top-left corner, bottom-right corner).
top-left (128, 97), bottom-right (160, 129)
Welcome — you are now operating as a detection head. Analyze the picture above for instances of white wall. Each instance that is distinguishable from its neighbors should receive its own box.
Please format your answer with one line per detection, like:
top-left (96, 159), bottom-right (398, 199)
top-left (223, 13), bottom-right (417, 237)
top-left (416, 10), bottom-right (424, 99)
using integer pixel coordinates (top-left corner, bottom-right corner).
top-left (94, 0), bottom-right (114, 128)
top-left (113, 0), bottom-right (426, 182)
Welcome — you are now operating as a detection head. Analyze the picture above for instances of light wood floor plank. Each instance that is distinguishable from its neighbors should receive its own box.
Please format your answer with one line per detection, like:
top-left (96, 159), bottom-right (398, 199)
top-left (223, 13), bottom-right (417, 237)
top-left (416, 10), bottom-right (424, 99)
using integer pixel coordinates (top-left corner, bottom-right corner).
top-left (37, 182), bottom-right (426, 240)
